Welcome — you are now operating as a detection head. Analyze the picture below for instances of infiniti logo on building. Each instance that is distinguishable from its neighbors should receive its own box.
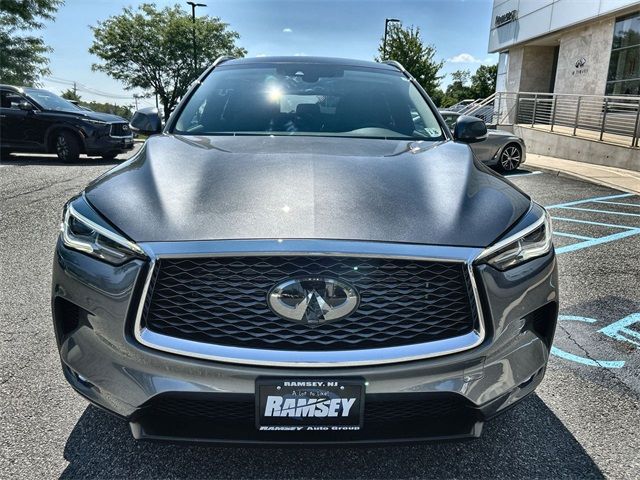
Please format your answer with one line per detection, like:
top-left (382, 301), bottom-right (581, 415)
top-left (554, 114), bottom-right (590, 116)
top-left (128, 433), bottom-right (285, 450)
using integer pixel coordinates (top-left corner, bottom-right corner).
top-left (267, 277), bottom-right (359, 324)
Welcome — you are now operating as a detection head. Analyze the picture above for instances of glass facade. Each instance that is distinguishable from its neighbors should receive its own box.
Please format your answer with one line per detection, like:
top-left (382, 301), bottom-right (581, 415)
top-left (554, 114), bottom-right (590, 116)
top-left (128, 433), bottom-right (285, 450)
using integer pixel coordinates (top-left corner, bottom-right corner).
top-left (606, 12), bottom-right (640, 95)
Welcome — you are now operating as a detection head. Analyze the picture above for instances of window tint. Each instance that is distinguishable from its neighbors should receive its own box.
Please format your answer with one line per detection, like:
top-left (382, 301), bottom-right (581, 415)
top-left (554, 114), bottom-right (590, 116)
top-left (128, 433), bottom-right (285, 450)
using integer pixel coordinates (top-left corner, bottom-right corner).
top-left (23, 88), bottom-right (80, 112)
top-left (174, 64), bottom-right (444, 140)
top-left (0, 91), bottom-right (26, 109)
top-left (607, 12), bottom-right (640, 95)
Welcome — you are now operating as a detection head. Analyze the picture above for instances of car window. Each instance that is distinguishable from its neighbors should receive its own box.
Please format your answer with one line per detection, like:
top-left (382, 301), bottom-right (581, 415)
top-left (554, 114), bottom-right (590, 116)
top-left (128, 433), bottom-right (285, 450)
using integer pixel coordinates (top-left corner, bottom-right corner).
top-left (440, 113), bottom-right (459, 130)
top-left (22, 88), bottom-right (80, 112)
top-left (174, 64), bottom-right (445, 140)
top-left (0, 91), bottom-right (27, 109)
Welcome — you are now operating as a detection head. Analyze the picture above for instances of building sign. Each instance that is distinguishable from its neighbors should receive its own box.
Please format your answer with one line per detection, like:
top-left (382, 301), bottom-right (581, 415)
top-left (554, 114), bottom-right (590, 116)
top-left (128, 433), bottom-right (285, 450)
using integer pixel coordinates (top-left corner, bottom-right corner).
top-left (495, 10), bottom-right (518, 27)
top-left (572, 57), bottom-right (589, 76)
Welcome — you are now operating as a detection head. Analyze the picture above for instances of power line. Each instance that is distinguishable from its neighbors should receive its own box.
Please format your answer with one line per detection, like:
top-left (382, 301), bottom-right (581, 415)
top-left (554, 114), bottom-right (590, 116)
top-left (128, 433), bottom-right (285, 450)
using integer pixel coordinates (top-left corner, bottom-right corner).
top-left (44, 76), bottom-right (146, 100)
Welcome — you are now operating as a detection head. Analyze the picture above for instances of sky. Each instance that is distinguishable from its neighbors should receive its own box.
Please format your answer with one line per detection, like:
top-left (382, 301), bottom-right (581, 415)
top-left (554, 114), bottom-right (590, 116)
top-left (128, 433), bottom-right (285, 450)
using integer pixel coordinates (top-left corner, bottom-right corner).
top-left (40, 0), bottom-right (498, 107)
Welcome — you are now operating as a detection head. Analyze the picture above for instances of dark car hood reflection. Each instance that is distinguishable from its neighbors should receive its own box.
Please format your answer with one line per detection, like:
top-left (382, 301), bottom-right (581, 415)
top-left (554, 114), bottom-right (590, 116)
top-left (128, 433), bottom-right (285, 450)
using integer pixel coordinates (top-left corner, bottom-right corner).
top-left (84, 134), bottom-right (530, 246)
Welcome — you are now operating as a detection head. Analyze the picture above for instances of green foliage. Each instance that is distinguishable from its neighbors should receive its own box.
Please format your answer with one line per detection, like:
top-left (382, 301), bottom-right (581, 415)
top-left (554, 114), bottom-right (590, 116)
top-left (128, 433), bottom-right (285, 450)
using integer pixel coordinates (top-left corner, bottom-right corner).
top-left (89, 3), bottom-right (246, 118)
top-left (442, 69), bottom-right (473, 107)
top-left (0, 0), bottom-right (63, 85)
top-left (377, 24), bottom-right (444, 97)
top-left (470, 64), bottom-right (498, 99)
top-left (82, 101), bottom-right (133, 120)
top-left (440, 64), bottom-right (498, 108)
top-left (60, 87), bottom-right (81, 102)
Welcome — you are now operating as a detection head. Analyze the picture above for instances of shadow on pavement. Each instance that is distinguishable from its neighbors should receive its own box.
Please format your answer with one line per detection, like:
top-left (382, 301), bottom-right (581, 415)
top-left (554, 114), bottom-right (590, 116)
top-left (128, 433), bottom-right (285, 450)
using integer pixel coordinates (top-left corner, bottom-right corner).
top-left (60, 395), bottom-right (603, 479)
top-left (0, 153), bottom-right (123, 166)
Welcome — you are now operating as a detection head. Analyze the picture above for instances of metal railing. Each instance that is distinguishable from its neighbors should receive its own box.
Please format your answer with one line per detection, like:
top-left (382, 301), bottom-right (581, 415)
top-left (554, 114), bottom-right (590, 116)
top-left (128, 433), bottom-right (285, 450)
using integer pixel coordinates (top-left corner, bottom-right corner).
top-left (459, 92), bottom-right (519, 127)
top-left (460, 91), bottom-right (640, 148)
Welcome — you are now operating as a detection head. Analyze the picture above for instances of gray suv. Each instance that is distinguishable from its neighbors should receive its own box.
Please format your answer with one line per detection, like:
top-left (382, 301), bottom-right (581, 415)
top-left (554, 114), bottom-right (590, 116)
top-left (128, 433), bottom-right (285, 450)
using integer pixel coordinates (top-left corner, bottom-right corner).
top-left (52, 56), bottom-right (558, 444)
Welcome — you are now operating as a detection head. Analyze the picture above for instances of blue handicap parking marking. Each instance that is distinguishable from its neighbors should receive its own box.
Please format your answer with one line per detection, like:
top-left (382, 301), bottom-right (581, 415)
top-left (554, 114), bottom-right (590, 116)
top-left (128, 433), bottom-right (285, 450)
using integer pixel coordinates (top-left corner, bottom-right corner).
top-left (551, 314), bottom-right (635, 369)
top-left (598, 313), bottom-right (640, 347)
top-left (546, 193), bottom-right (640, 254)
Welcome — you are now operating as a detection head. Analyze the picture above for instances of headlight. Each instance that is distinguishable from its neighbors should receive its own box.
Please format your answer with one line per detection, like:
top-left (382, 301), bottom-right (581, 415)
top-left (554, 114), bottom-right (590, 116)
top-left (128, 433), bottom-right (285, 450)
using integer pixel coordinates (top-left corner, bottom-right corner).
top-left (85, 119), bottom-right (109, 127)
top-left (61, 204), bottom-right (144, 265)
top-left (479, 208), bottom-right (552, 271)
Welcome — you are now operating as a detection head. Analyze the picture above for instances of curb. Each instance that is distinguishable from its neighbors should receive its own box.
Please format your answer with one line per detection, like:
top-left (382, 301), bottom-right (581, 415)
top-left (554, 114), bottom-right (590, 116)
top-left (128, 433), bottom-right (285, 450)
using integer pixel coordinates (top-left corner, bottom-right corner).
top-left (527, 164), bottom-right (639, 195)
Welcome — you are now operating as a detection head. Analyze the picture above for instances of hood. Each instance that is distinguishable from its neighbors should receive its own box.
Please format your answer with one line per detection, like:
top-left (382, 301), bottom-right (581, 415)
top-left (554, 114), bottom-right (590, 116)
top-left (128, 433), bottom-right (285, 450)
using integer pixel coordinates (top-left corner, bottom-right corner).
top-left (79, 110), bottom-right (128, 123)
top-left (84, 135), bottom-right (530, 247)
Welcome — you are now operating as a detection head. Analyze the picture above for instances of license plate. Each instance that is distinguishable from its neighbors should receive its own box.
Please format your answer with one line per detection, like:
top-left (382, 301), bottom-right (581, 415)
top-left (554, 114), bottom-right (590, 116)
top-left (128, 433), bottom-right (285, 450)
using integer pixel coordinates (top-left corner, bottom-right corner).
top-left (256, 378), bottom-right (365, 432)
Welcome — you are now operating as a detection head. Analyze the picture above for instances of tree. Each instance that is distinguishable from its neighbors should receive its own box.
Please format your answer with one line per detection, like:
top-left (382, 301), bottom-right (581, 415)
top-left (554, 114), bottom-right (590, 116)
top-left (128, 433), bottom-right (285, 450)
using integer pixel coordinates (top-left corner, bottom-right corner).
top-left (0, 0), bottom-right (62, 85)
top-left (90, 3), bottom-right (246, 119)
top-left (61, 87), bottom-right (81, 102)
top-left (82, 101), bottom-right (133, 120)
top-left (442, 69), bottom-right (473, 107)
top-left (470, 64), bottom-right (498, 99)
top-left (377, 24), bottom-right (444, 97)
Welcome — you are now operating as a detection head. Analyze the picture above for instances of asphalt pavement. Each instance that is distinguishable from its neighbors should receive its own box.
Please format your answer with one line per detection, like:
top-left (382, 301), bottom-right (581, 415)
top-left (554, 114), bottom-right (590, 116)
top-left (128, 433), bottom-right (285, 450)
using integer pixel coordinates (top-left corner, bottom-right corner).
top-left (1, 151), bottom-right (639, 479)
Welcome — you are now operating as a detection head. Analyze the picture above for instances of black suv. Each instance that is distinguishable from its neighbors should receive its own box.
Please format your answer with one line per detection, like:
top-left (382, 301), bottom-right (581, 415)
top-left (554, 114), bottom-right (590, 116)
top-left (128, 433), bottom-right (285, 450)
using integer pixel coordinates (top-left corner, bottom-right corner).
top-left (0, 85), bottom-right (133, 162)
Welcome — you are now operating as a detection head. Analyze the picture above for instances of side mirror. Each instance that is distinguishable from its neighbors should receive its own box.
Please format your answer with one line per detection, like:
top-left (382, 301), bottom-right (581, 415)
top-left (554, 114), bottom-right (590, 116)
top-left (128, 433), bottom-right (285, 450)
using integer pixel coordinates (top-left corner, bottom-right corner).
top-left (19, 101), bottom-right (35, 111)
top-left (130, 107), bottom-right (162, 136)
top-left (453, 115), bottom-right (488, 143)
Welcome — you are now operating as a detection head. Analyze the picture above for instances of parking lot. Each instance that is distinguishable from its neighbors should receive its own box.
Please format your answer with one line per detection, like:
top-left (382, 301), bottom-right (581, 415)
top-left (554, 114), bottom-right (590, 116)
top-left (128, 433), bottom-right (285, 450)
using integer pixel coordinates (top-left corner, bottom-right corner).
top-left (1, 150), bottom-right (639, 479)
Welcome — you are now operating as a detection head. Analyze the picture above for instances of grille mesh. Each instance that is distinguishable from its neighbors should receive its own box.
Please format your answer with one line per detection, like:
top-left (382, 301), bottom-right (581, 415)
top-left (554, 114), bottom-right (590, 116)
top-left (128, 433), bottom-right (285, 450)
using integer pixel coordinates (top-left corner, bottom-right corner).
top-left (146, 395), bottom-right (475, 427)
top-left (141, 256), bottom-right (477, 351)
top-left (109, 123), bottom-right (130, 136)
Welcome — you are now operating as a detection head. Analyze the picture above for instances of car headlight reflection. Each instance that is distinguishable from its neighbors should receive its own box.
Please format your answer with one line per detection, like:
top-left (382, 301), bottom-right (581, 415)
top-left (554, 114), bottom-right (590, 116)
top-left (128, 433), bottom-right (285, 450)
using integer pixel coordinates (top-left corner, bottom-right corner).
top-left (481, 209), bottom-right (553, 271)
top-left (61, 205), bottom-right (144, 265)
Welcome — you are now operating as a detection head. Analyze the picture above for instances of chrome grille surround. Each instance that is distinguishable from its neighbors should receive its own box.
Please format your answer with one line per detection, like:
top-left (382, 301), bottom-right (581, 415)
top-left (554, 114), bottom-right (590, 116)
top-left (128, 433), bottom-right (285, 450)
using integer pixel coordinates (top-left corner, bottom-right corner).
top-left (133, 239), bottom-right (486, 367)
top-left (109, 122), bottom-right (132, 138)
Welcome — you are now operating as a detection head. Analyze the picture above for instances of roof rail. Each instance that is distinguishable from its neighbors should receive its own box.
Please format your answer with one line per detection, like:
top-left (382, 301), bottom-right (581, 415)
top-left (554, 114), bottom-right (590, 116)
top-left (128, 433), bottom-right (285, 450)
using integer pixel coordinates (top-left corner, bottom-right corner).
top-left (381, 60), bottom-right (406, 72)
top-left (212, 56), bottom-right (235, 67)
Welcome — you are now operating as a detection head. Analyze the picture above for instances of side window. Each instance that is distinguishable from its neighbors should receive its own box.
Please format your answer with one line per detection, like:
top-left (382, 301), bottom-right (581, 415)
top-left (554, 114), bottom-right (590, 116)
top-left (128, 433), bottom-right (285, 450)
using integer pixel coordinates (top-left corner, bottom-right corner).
top-left (0, 91), bottom-right (26, 109)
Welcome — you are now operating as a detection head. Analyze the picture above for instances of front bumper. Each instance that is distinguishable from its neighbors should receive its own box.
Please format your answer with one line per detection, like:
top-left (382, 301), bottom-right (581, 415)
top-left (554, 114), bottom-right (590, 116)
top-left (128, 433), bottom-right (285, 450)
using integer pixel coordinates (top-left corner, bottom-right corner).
top-left (84, 132), bottom-right (134, 155)
top-left (52, 238), bottom-right (558, 444)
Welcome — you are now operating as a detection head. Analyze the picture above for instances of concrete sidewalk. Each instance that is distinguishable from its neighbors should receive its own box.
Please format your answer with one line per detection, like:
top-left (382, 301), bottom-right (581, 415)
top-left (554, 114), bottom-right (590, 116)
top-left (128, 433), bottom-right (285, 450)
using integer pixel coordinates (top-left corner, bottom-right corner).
top-left (526, 154), bottom-right (640, 194)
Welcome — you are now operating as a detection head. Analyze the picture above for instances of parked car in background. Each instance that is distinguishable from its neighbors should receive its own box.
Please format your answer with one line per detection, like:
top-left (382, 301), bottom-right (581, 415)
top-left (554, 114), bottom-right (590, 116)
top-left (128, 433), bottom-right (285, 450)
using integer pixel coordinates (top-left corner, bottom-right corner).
top-left (440, 110), bottom-right (526, 172)
top-left (0, 85), bottom-right (133, 162)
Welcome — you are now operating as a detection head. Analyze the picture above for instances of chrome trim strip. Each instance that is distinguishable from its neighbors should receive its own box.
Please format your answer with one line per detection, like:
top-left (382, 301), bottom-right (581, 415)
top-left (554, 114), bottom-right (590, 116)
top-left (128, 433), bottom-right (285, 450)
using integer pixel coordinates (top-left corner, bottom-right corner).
top-left (132, 240), bottom-right (486, 367)
top-left (67, 204), bottom-right (145, 256)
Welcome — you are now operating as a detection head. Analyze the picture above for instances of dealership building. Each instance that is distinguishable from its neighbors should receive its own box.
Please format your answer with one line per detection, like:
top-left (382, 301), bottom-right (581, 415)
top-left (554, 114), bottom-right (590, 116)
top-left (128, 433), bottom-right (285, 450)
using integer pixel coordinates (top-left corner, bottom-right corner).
top-left (490, 0), bottom-right (640, 97)
top-left (486, 0), bottom-right (640, 171)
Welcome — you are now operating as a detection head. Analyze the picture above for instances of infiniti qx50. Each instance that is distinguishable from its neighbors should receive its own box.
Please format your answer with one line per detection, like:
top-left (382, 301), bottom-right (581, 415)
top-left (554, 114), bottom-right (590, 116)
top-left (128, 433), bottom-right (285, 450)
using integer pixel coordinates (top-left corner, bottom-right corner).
top-left (52, 57), bottom-right (558, 444)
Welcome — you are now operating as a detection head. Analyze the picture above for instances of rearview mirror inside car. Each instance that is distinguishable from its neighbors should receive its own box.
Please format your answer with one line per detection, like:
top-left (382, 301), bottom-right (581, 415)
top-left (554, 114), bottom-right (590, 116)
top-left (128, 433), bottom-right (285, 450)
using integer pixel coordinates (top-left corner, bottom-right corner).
top-left (130, 107), bottom-right (163, 136)
top-left (453, 115), bottom-right (488, 143)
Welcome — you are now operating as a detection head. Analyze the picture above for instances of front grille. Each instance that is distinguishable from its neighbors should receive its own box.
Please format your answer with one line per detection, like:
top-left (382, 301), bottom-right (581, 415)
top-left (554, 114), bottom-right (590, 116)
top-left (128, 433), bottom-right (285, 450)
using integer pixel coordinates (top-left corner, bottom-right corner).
top-left (147, 395), bottom-right (474, 425)
top-left (109, 122), bottom-right (130, 136)
top-left (141, 255), bottom-right (478, 351)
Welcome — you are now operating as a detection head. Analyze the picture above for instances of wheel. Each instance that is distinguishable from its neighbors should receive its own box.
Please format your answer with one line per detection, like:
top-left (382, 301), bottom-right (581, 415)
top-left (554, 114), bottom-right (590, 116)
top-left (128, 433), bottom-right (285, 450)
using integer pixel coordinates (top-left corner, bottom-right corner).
top-left (498, 144), bottom-right (522, 172)
top-left (101, 152), bottom-right (118, 161)
top-left (55, 131), bottom-right (80, 162)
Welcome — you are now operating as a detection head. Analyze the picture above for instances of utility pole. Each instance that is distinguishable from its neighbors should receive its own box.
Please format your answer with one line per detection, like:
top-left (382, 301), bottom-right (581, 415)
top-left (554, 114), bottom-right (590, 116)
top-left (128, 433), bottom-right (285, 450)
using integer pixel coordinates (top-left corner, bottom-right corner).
top-left (383, 18), bottom-right (401, 60)
top-left (72, 82), bottom-right (77, 98)
top-left (187, 2), bottom-right (207, 75)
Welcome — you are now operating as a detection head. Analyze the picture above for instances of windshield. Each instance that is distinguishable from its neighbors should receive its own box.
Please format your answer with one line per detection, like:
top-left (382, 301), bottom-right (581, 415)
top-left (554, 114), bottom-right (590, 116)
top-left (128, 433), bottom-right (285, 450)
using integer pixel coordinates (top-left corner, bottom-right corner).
top-left (173, 64), bottom-right (445, 140)
top-left (23, 88), bottom-right (81, 112)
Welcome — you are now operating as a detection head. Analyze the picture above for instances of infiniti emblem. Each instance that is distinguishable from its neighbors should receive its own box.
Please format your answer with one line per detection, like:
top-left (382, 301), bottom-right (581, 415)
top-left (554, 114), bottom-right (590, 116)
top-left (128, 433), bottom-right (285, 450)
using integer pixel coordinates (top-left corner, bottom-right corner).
top-left (267, 277), bottom-right (359, 324)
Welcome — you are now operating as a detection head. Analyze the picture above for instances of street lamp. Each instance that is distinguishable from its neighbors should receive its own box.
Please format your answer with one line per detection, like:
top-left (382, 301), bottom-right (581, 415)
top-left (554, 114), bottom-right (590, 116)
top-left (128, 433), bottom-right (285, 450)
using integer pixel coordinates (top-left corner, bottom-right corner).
top-left (383, 18), bottom-right (401, 60)
top-left (187, 2), bottom-right (207, 74)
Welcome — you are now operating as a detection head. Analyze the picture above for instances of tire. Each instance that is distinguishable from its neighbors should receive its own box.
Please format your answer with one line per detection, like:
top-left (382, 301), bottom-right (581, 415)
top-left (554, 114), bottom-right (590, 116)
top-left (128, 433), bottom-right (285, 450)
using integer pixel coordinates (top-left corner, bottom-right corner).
top-left (497, 143), bottom-right (522, 172)
top-left (55, 131), bottom-right (80, 163)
